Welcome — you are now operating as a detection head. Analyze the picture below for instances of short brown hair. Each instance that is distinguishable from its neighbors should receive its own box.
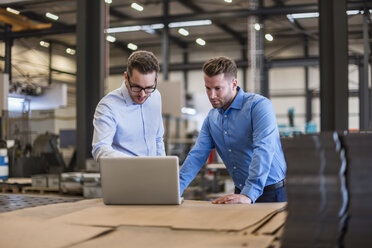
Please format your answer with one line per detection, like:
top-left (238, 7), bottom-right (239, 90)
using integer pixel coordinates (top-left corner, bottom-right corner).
top-left (127, 50), bottom-right (160, 77)
top-left (202, 56), bottom-right (237, 79)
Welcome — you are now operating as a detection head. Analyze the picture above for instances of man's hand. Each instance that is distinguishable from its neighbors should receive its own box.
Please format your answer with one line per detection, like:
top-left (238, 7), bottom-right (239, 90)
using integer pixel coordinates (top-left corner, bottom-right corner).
top-left (212, 194), bottom-right (252, 204)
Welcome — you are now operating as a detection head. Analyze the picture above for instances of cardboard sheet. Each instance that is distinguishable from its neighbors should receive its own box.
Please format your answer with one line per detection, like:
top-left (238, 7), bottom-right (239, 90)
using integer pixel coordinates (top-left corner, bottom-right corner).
top-left (50, 200), bottom-right (286, 231)
top-left (256, 211), bottom-right (288, 235)
top-left (1, 198), bottom-right (101, 220)
top-left (70, 226), bottom-right (275, 248)
top-left (0, 216), bottom-right (111, 248)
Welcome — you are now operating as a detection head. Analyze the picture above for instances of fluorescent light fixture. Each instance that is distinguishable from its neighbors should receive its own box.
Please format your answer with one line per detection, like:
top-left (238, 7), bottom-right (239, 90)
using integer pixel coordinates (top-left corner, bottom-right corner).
top-left (106, 35), bottom-right (116, 43)
top-left (178, 28), bottom-right (189, 36)
top-left (346, 10), bottom-right (360, 15)
top-left (224, 0), bottom-right (232, 3)
top-left (127, 43), bottom-right (138, 50)
top-left (107, 25), bottom-right (141, 33)
top-left (39, 41), bottom-right (50, 48)
top-left (105, 0), bottom-right (112, 4)
top-left (45, 12), bottom-right (59, 21)
top-left (254, 23), bottom-right (261, 31)
top-left (196, 38), bottom-right (206, 46)
top-left (131, 2), bottom-right (144, 12)
top-left (181, 107), bottom-right (196, 115)
top-left (66, 48), bottom-right (76, 55)
top-left (107, 20), bottom-right (211, 34)
top-left (287, 10), bottom-right (360, 21)
top-left (265, 33), bottom-right (273, 42)
top-left (6, 7), bottom-right (20, 15)
top-left (169, 19), bottom-right (212, 28)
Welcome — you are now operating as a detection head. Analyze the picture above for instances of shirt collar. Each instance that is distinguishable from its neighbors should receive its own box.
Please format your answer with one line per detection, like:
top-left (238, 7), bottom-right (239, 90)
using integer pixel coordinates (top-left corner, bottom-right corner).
top-left (229, 86), bottom-right (244, 110)
top-left (218, 86), bottom-right (244, 114)
top-left (120, 81), bottom-right (134, 106)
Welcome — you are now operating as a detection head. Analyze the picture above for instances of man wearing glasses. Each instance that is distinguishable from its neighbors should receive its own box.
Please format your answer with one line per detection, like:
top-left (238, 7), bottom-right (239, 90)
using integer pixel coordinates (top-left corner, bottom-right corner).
top-left (92, 50), bottom-right (165, 160)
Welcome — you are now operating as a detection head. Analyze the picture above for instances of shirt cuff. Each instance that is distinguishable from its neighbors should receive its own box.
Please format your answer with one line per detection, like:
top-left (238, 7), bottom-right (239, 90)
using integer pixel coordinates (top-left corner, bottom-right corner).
top-left (240, 186), bottom-right (261, 204)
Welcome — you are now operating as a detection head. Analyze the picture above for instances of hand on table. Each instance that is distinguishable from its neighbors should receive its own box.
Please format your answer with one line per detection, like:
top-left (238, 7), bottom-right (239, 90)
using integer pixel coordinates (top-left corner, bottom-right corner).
top-left (212, 194), bottom-right (252, 204)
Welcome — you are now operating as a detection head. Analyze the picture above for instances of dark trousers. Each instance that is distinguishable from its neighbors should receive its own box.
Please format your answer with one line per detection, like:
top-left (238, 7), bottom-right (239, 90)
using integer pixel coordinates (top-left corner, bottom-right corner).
top-left (234, 185), bottom-right (287, 203)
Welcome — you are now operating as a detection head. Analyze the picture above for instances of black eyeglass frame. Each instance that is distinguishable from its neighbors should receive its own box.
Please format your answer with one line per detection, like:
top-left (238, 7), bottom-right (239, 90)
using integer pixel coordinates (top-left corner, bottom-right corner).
top-left (127, 75), bottom-right (157, 93)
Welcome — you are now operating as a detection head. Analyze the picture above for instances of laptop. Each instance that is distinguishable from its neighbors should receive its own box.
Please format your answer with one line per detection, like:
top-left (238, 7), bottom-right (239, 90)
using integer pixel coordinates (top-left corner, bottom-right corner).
top-left (99, 156), bottom-right (183, 205)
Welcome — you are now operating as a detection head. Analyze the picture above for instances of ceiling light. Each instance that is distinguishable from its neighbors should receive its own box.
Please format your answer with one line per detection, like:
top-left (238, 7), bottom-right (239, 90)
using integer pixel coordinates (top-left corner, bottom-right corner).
top-left (224, 0), bottom-right (232, 3)
top-left (105, 0), bottom-right (112, 4)
top-left (178, 28), bottom-right (189, 36)
top-left (107, 25), bottom-right (141, 33)
top-left (265, 34), bottom-right (273, 42)
top-left (6, 7), bottom-right (20, 15)
top-left (286, 12), bottom-right (319, 20)
top-left (196, 38), bottom-right (206, 46)
top-left (106, 35), bottom-right (116, 43)
top-left (346, 10), bottom-right (359, 15)
top-left (131, 3), bottom-right (144, 12)
top-left (45, 12), bottom-right (59, 21)
top-left (127, 43), bottom-right (138, 50)
top-left (169, 20), bottom-right (212, 28)
top-left (66, 48), bottom-right (76, 55)
top-left (254, 23), bottom-right (261, 31)
top-left (106, 20), bottom-right (211, 34)
top-left (39, 41), bottom-right (50, 48)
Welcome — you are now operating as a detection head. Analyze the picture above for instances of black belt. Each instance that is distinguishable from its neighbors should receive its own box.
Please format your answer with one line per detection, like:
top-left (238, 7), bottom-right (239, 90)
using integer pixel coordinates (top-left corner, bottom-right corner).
top-left (263, 179), bottom-right (285, 191)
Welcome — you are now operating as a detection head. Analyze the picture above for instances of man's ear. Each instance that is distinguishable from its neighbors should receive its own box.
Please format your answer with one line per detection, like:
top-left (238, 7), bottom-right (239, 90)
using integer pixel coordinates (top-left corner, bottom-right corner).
top-left (232, 78), bottom-right (238, 90)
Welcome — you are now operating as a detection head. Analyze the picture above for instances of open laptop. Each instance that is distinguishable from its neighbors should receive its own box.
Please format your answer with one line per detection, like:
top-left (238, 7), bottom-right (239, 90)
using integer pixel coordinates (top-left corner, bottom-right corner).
top-left (99, 156), bottom-right (183, 205)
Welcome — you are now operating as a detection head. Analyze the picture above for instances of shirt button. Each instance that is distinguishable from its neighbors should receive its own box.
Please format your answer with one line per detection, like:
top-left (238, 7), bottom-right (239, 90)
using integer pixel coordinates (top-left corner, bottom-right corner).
top-left (225, 115), bottom-right (227, 118)
top-left (229, 149), bottom-right (232, 152)
top-left (240, 184), bottom-right (242, 187)
top-left (224, 131), bottom-right (227, 135)
top-left (233, 166), bottom-right (237, 169)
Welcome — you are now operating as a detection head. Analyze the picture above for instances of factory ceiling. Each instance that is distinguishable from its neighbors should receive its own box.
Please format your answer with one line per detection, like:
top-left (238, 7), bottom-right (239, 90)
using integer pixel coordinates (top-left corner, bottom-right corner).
top-left (0, 0), bottom-right (370, 56)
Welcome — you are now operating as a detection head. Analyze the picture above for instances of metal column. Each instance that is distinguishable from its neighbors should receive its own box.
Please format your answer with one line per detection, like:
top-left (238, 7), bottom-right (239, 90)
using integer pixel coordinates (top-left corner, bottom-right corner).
top-left (162, 0), bottom-right (170, 81)
top-left (183, 49), bottom-right (188, 93)
top-left (258, 1), bottom-right (268, 98)
top-left (304, 37), bottom-right (312, 123)
top-left (48, 42), bottom-right (53, 85)
top-left (242, 47), bottom-right (248, 92)
top-left (4, 24), bottom-right (12, 82)
top-left (76, 0), bottom-right (105, 169)
top-left (360, 11), bottom-right (370, 130)
top-left (319, 0), bottom-right (348, 131)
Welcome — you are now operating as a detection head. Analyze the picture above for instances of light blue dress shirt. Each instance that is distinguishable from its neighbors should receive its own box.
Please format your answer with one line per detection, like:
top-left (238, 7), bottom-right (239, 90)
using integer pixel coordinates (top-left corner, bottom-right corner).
top-left (92, 82), bottom-right (165, 161)
top-left (179, 87), bottom-right (286, 203)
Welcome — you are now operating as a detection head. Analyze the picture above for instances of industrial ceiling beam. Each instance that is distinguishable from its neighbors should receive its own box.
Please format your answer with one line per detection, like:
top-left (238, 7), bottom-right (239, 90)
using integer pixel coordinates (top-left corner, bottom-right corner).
top-left (110, 2), bottom-right (371, 27)
top-left (177, 0), bottom-right (246, 45)
top-left (109, 5), bottom-right (187, 49)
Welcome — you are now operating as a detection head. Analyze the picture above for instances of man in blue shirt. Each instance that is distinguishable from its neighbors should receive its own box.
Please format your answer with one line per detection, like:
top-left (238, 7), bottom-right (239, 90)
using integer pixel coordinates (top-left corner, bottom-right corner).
top-left (92, 51), bottom-right (165, 160)
top-left (179, 56), bottom-right (286, 204)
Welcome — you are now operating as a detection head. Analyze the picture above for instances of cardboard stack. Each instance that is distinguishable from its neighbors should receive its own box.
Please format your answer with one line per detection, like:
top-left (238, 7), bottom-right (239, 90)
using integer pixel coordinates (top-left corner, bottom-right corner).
top-left (342, 132), bottom-right (372, 247)
top-left (281, 132), bottom-right (348, 247)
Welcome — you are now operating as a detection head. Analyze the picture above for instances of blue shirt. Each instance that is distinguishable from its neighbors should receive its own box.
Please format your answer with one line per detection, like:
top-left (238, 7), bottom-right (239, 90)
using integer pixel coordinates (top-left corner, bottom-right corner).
top-left (179, 87), bottom-right (286, 203)
top-left (92, 82), bottom-right (165, 160)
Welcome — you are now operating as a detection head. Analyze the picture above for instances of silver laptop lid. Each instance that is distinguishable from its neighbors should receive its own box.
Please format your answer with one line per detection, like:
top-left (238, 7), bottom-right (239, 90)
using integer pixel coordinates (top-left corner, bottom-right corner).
top-left (99, 156), bottom-right (181, 205)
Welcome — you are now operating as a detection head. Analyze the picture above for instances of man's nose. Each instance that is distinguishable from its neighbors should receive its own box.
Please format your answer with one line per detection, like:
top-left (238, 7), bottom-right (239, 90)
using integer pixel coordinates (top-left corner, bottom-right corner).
top-left (139, 89), bottom-right (146, 96)
top-left (209, 90), bottom-right (216, 99)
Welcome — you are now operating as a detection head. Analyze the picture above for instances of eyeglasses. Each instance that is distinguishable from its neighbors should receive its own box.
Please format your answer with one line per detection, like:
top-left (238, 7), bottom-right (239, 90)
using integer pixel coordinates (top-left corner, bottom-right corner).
top-left (127, 75), bottom-right (157, 93)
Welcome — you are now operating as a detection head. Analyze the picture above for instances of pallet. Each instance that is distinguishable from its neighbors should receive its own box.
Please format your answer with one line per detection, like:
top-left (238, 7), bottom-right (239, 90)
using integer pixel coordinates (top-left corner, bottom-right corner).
top-left (0, 185), bottom-right (21, 193)
top-left (22, 186), bottom-right (59, 194)
top-left (0, 179), bottom-right (31, 194)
